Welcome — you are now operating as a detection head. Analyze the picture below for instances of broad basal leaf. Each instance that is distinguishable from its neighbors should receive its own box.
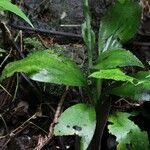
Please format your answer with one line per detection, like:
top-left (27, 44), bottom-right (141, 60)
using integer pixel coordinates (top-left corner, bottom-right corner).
top-left (94, 49), bottom-right (144, 70)
top-left (54, 103), bottom-right (96, 150)
top-left (0, 50), bottom-right (86, 86)
top-left (108, 112), bottom-right (149, 150)
top-left (108, 71), bottom-right (150, 102)
top-left (89, 68), bottom-right (135, 84)
top-left (0, 0), bottom-right (33, 27)
top-left (98, 0), bottom-right (141, 52)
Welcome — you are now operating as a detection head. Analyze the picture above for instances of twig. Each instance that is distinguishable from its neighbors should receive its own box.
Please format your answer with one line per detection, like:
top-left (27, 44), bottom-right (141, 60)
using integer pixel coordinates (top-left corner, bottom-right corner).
top-left (1, 138), bottom-right (10, 150)
top-left (34, 86), bottom-right (69, 150)
top-left (115, 98), bottom-right (141, 107)
top-left (133, 41), bottom-right (150, 46)
top-left (0, 113), bottom-right (38, 149)
top-left (10, 114), bottom-right (36, 138)
top-left (29, 121), bottom-right (48, 135)
top-left (0, 114), bottom-right (37, 140)
top-left (0, 49), bottom-right (12, 68)
top-left (0, 114), bottom-right (8, 133)
top-left (48, 86), bottom-right (69, 137)
top-left (10, 24), bottom-right (82, 39)
top-left (0, 84), bottom-right (12, 97)
top-left (12, 74), bottom-right (19, 102)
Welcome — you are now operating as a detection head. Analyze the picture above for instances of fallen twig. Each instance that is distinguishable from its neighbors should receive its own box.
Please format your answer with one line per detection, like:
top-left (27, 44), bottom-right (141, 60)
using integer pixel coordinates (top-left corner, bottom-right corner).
top-left (34, 86), bottom-right (69, 150)
top-left (10, 24), bottom-right (82, 39)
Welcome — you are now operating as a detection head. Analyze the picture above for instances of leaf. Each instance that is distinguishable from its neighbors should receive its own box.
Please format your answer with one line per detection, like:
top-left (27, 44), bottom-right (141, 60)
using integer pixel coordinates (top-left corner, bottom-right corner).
top-left (82, 0), bottom-right (95, 68)
top-left (82, 22), bottom-right (95, 51)
top-left (0, 50), bottom-right (86, 86)
top-left (101, 36), bottom-right (122, 52)
top-left (135, 71), bottom-right (150, 80)
top-left (94, 49), bottom-right (144, 70)
top-left (0, 48), bottom-right (6, 53)
top-left (108, 112), bottom-right (149, 150)
top-left (108, 71), bottom-right (150, 101)
top-left (117, 0), bottom-right (126, 4)
top-left (0, 48), bottom-right (7, 57)
top-left (109, 83), bottom-right (150, 102)
top-left (82, 0), bottom-right (95, 50)
top-left (89, 68), bottom-right (135, 83)
top-left (54, 103), bottom-right (96, 150)
top-left (98, 0), bottom-right (141, 52)
top-left (0, 0), bottom-right (33, 27)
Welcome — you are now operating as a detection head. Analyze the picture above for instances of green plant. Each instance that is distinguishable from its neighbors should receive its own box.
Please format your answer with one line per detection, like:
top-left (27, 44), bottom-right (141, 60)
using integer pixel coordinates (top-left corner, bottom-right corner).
top-left (1, 0), bottom-right (150, 149)
top-left (0, 0), bottom-right (33, 27)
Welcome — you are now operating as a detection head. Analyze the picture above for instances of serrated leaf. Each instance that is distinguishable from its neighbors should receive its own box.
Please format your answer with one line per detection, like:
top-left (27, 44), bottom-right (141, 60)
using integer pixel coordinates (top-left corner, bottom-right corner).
top-left (1, 50), bottom-right (86, 86)
top-left (89, 68), bottom-right (135, 83)
top-left (0, 0), bottom-right (33, 27)
top-left (94, 49), bottom-right (144, 70)
top-left (108, 71), bottom-right (150, 101)
top-left (54, 103), bottom-right (96, 150)
top-left (108, 112), bottom-right (149, 150)
top-left (108, 112), bottom-right (134, 142)
top-left (99, 0), bottom-right (141, 52)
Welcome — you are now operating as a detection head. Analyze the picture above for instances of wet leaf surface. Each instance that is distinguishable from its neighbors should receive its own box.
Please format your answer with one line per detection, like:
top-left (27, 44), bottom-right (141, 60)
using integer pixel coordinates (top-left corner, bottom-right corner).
top-left (1, 50), bottom-right (86, 86)
top-left (54, 103), bottom-right (96, 150)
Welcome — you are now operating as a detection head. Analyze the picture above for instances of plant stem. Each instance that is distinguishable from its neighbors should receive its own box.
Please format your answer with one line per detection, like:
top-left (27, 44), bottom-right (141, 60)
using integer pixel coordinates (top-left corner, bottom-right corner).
top-left (96, 79), bottom-right (102, 101)
top-left (83, 0), bottom-right (94, 69)
top-left (88, 47), bottom-right (93, 69)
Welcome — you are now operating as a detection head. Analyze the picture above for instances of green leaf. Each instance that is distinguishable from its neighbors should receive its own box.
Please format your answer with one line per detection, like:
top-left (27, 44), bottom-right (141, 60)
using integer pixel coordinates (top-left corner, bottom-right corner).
top-left (101, 36), bottom-right (122, 52)
top-left (82, 0), bottom-right (95, 50)
top-left (109, 82), bottom-right (150, 102)
top-left (0, 50), bottom-right (86, 86)
top-left (108, 112), bottom-right (149, 150)
top-left (54, 103), bottom-right (96, 150)
top-left (135, 71), bottom-right (150, 80)
top-left (89, 68), bottom-right (135, 83)
top-left (109, 71), bottom-right (150, 102)
top-left (0, 48), bottom-right (6, 53)
top-left (82, 22), bottom-right (95, 51)
top-left (117, 0), bottom-right (126, 4)
top-left (0, 0), bottom-right (33, 28)
top-left (82, 0), bottom-right (95, 67)
top-left (98, 0), bottom-right (141, 52)
top-left (94, 49), bottom-right (144, 70)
